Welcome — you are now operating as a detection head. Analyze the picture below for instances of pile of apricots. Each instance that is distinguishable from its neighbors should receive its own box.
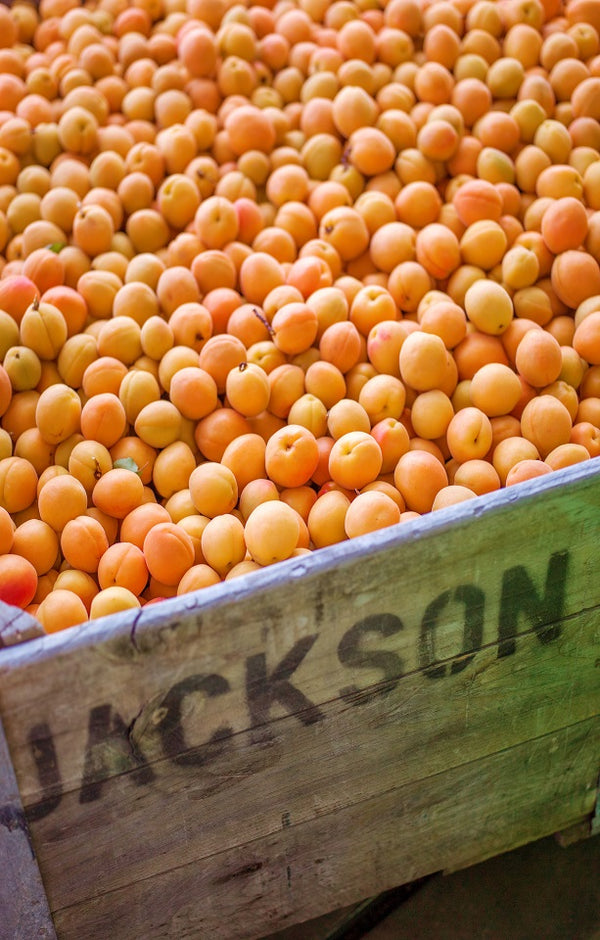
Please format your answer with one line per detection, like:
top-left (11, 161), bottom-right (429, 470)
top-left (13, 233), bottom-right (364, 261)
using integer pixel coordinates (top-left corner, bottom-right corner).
top-left (0, 0), bottom-right (599, 631)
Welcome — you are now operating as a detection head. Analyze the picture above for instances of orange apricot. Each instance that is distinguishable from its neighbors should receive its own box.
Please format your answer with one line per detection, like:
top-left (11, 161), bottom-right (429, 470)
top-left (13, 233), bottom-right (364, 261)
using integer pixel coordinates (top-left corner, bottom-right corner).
top-left (37, 588), bottom-right (89, 632)
top-left (221, 433), bottom-right (267, 493)
top-left (60, 514), bottom-right (109, 573)
top-left (92, 466), bottom-right (145, 520)
top-left (453, 459), bottom-right (501, 496)
top-left (515, 329), bottom-right (563, 387)
top-left (200, 514), bottom-right (246, 578)
top-left (464, 280), bottom-right (514, 335)
top-left (37, 472), bottom-right (87, 533)
top-left (344, 490), bottom-right (401, 538)
top-left (119, 502), bottom-right (171, 550)
top-left (271, 302), bottom-right (319, 356)
top-left (410, 389), bottom-right (454, 440)
top-left (393, 449), bottom-right (448, 514)
top-left (520, 395), bottom-right (573, 458)
top-left (95, 541), bottom-right (148, 597)
top-left (399, 331), bottom-right (449, 392)
top-left (307, 489), bottom-right (350, 549)
top-left (79, 392), bottom-right (126, 449)
top-left (89, 586), bottom-right (141, 620)
top-left (328, 430), bottom-right (382, 490)
top-left (492, 436), bottom-right (541, 486)
top-left (541, 196), bottom-right (589, 255)
top-left (415, 223), bottom-right (461, 280)
top-left (174, 560), bottom-right (220, 593)
top-left (188, 462), bottom-right (238, 518)
top-left (431, 485), bottom-right (477, 511)
top-left (143, 521), bottom-right (195, 586)
top-left (0, 552), bottom-right (38, 609)
top-left (265, 424), bottom-right (319, 488)
top-left (469, 363), bottom-right (523, 417)
top-left (573, 312), bottom-right (600, 365)
top-left (12, 518), bottom-right (58, 576)
top-left (446, 407), bottom-right (493, 462)
top-left (505, 459), bottom-right (553, 487)
top-left (551, 250), bottom-right (600, 309)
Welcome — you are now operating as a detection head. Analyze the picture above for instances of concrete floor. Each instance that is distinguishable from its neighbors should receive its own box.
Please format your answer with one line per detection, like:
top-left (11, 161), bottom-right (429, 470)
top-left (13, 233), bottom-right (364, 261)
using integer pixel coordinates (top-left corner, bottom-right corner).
top-left (267, 833), bottom-right (600, 939)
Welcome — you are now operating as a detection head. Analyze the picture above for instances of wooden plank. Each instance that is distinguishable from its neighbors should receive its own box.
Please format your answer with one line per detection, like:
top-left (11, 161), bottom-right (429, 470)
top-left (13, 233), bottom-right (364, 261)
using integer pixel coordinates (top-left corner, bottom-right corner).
top-left (0, 599), bottom-right (45, 649)
top-left (1, 461), bottom-right (600, 936)
top-left (50, 717), bottom-right (600, 939)
top-left (16, 608), bottom-right (600, 913)
top-left (0, 716), bottom-right (57, 940)
top-left (2, 461), bottom-right (599, 802)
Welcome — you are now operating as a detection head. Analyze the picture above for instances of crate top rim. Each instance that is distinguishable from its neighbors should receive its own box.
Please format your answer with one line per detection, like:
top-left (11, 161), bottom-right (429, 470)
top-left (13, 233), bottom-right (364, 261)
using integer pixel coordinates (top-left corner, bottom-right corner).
top-left (1, 457), bottom-right (598, 672)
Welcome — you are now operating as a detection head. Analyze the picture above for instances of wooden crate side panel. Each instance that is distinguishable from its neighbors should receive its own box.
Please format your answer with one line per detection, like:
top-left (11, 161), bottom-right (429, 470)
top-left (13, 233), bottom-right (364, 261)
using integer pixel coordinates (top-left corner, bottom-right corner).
top-left (25, 609), bottom-right (600, 913)
top-left (1, 463), bottom-right (600, 937)
top-left (0, 718), bottom-right (57, 940)
top-left (0, 601), bottom-right (45, 649)
top-left (2, 465), bottom-right (599, 804)
top-left (50, 717), bottom-right (600, 940)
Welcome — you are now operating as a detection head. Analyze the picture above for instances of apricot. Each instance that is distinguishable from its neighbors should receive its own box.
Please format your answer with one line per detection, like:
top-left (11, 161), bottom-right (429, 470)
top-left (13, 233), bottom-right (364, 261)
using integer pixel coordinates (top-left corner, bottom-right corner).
top-left (11, 517), bottom-right (58, 576)
top-left (38, 588), bottom-right (89, 632)
top-left (0, 548), bottom-right (38, 609)
top-left (410, 390), bottom-right (454, 440)
top-left (573, 312), bottom-right (600, 365)
top-left (399, 331), bottom-right (448, 392)
top-left (37, 472), bottom-right (87, 533)
top-left (453, 459), bottom-right (501, 496)
top-left (505, 459), bottom-right (553, 487)
top-left (265, 424), bottom-right (319, 488)
top-left (80, 392), bottom-right (127, 449)
top-left (308, 490), bottom-right (350, 548)
top-left (520, 395), bottom-right (573, 458)
top-left (470, 364), bottom-right (523, 417)
top-left (464, 280), bottom-right (514, 335)
top-left (446, 407), bottom-right (493, 462)
top-left (143, 521), bottom-right (195, 586)
top-left (188, 462), bottom-right (238, 519)
top-left (195, 408), bottom-right (251, 462)
top-left (415, 223), bottom-right (461, 280)
top-left (239, 500), bottom-right (297, 566)
top-left (328, 431), bottom-right (382, 490)
top-left (541, 197), bottom-right (589, 256)
top-left (515, 329), bottom-right (563, 387)
top-left (344, 490), bottom-right (401, 538)
top-left (90, 586), bottom-right (141, 619)
top-left (319, 206), bottom-right (370, 262)
top-left (394, 449), bottom-right (448, 514)
top-left (60, 514), bottom-right (108, 573)
top-left (200, 514), bottom-right (246, 578)
top-left (271, 302), bottom-right (319, 356)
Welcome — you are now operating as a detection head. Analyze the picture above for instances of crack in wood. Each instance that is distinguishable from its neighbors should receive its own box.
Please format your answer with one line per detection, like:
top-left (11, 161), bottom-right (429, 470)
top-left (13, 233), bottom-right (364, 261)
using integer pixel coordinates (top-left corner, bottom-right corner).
top-left (214, 861), bottom-right (263, 884)
top-left (591, 769), bottom-right (600, 837)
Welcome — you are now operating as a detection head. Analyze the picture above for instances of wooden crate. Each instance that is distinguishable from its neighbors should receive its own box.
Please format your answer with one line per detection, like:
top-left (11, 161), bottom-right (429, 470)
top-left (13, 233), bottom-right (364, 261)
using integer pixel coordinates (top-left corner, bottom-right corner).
top-left (1, 459), bottom-right (600, 940)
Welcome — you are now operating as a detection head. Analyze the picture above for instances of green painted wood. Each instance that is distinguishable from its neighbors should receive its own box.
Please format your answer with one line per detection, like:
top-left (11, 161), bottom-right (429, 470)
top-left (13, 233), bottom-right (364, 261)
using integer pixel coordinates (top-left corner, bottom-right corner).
top-left (1, 461), bottom-right (599, 938)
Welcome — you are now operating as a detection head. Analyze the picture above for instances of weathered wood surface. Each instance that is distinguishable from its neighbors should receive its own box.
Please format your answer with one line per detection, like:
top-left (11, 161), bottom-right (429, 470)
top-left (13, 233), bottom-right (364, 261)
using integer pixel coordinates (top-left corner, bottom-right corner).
top-left (0, 600), bottom-right (45, 649)
top-left (1, 461), bottom-right (600, 938)
top-left (0, 717), bottom-right (57, 940)
top-left (50, 718), bottom-right (600, 940)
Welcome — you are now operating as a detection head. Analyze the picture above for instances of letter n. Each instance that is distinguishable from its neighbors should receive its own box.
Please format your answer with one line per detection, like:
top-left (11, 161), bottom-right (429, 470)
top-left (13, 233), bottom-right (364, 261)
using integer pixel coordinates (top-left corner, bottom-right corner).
top-left (497, 550), bottom-right (569, 658)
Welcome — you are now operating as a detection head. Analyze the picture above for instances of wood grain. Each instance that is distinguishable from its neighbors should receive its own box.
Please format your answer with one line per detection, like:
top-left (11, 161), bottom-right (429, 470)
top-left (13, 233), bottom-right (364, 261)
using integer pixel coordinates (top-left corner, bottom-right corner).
top-left (0, 600), bottom-right (45, 649)
top-left (51, 717), bottom-right (600, 939)
top-left (20, 609), bottom-right (600, 914)
top-left (1, 461), bottom-right (600, 938)
top-left (0, 717), bottom-right (57, 939)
